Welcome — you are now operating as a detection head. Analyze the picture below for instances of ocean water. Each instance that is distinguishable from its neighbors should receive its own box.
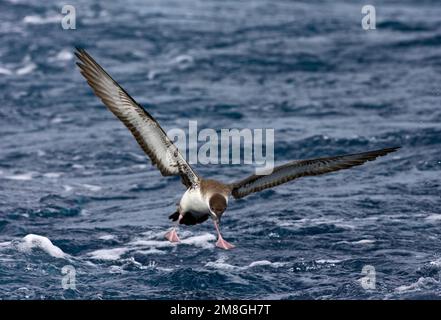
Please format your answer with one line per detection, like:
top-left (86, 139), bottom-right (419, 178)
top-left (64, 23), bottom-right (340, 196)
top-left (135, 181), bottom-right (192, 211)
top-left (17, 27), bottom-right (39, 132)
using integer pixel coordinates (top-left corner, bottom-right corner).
top-left (0, 0), bottom-right (441, 300)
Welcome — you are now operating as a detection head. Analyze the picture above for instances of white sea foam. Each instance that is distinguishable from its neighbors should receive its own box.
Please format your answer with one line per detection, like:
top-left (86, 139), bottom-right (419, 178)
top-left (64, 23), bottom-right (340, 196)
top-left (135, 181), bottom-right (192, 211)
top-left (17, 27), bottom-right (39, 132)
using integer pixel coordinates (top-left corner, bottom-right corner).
top-left (316, 259), bottom-right (342, 264)
top-left (171, 54), bottom-right (194, 69)
top-left (18, 234), bottom-right (67, 259)
top-left (181, 233), bottom-right (216, 249)
top-left (276, 220), bottom-right (294, 227)
top-left (89, 247), bottom-right (128, 261)
top-left (63, 185), bottom-right (73, 192)
top-left (0, 66), bottom-right (13, 75)
top-left (16, 63), bottom-right (36, 75)
top-left (0, 241), bottom-right (12, 247)
top-left (173, 54), bottom-right (194, 64)
top-left (429, 258), bottom-right (441, 268)
top-left (352, 239), bottom-right (375, 244)
top-left (108, 265), bottom-right (124, 274)
top-left (43, 172), bottom-right (62, 179)
top-left (205, 259), bottom-right (240, 271)
top-left (135, 248), bottom-right (167, 255)
top-left (395, 277), bottom-right (439, 293)
top-left (274, 216), bottom-right (356, 230)
top-left (23, 15), bottom-right (61, 25)
top-left (205, 257), bottom-right (286, 271)
top-left (129, 239), bottom-right (175, 248)
top-left (81, 184), bottom-right (102, 192)
top-left (130, 232), bottom-right (215, 250)
top-left (91, 232), bottom-right (219, 261)
top-left (157, 266), bottom-right (174, 272)
top-left (99, 234), bottom-right (116, 241)
top-left (37, 150), bottom-right (46, 157)
top-left (248, 260), bottom-right (285, 268)
top-left (425, 214), bottom-right (441, 222)
top-left (50, 117), bottom-right (66, 124)
top-left (147, 70), bottom-right (159, 80)
top-left (3, 172), bottom-right (34, 180)
top-left (132, 164), bottom-right (148, 170)
top-left (128, 152), bottom-right (145, 160)
top-left (54, 49), bottom-right (74, 61)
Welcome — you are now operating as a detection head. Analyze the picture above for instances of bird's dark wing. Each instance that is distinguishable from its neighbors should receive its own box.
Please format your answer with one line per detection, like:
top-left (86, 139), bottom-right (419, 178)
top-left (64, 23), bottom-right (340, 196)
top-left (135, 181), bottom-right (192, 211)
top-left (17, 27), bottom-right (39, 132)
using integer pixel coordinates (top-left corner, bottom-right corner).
top-left (75, 48), bottom-right (199, 188)
top-left (230, 147), bottom-right (399, 199)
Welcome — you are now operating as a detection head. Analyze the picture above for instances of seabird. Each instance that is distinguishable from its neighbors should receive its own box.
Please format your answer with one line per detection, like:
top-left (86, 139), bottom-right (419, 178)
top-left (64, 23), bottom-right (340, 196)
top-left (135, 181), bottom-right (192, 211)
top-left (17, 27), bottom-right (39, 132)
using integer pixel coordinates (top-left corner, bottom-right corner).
top-left (75, 48), bottom-right (399, 250)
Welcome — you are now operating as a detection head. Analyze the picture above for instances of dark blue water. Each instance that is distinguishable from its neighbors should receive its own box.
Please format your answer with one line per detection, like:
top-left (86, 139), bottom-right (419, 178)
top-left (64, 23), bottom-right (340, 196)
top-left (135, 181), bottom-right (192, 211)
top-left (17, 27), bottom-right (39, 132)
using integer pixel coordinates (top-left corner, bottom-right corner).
top-left (1, 0), bottom-right (441, 299)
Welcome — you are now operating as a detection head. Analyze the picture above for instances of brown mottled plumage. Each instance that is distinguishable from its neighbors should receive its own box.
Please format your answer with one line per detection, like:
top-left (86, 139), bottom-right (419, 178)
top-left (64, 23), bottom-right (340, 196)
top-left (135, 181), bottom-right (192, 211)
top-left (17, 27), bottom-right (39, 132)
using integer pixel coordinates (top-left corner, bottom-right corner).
top-left (229, 147), bottom-right (399, 199)
top-left (209, 194), bottom-right (227, 215)
top-left (200, 180), bottom-right (231, 198)
top-left (75, 48), bottom-right (198, 188)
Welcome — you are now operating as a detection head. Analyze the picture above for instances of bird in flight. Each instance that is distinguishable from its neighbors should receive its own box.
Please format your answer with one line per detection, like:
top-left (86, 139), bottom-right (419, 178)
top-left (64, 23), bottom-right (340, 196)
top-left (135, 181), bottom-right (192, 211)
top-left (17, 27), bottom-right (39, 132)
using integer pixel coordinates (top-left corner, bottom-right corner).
top-left (75, 48), bottom-right (399, 250)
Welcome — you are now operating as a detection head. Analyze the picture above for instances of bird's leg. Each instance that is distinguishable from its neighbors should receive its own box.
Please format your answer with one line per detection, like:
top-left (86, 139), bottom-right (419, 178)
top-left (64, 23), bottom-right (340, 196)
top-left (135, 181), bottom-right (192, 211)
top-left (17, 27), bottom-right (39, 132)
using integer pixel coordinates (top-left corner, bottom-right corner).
top-left (214, 220), bottom-right (235, 250)
top-left (165, 213), bottom-right (183, 243)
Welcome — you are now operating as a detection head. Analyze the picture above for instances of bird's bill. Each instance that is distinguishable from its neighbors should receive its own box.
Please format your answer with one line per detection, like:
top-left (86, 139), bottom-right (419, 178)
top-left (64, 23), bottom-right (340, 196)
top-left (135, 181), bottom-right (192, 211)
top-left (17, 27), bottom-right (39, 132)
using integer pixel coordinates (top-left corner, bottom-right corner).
top-left (209, 210), bottom-right (220, 223)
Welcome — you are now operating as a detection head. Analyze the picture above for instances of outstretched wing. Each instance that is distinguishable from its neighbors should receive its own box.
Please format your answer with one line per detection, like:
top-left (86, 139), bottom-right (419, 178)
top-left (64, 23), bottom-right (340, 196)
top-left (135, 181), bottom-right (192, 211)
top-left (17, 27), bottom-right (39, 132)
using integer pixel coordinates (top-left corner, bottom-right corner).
top-left (230, 147), bottom-right (399, 199)
top-left (75, 48), bottom-right (199, 188)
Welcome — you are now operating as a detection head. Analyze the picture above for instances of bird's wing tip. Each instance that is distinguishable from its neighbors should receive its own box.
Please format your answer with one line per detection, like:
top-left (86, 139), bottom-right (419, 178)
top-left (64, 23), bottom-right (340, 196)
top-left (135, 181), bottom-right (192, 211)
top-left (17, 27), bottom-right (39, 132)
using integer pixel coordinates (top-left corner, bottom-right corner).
top-left (74, 47), bottom-right (86, 62)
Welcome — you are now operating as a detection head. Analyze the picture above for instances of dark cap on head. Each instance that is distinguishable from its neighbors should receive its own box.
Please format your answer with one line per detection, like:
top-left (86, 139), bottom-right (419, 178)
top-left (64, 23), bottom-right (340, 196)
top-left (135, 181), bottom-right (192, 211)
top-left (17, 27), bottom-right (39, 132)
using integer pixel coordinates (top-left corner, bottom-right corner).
top-left (209, 193), bottom-right (227, 216)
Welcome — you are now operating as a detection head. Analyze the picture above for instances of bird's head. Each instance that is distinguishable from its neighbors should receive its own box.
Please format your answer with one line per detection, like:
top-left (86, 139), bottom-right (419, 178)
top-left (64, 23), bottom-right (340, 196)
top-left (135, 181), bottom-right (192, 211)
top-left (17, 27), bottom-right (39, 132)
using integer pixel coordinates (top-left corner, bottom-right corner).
top-left (208, 193), bottom-right (227, 222)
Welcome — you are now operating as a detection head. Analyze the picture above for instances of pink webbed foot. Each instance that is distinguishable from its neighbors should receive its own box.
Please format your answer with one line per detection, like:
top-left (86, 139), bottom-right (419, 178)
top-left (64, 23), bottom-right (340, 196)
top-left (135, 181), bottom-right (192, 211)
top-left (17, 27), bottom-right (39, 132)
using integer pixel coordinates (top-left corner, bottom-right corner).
top-left (216, 236), bottom-right (235, 250)
top-left (165, 228), bottom-right (180, 243)
top-left (213, 220), bottom-right (235, 250)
